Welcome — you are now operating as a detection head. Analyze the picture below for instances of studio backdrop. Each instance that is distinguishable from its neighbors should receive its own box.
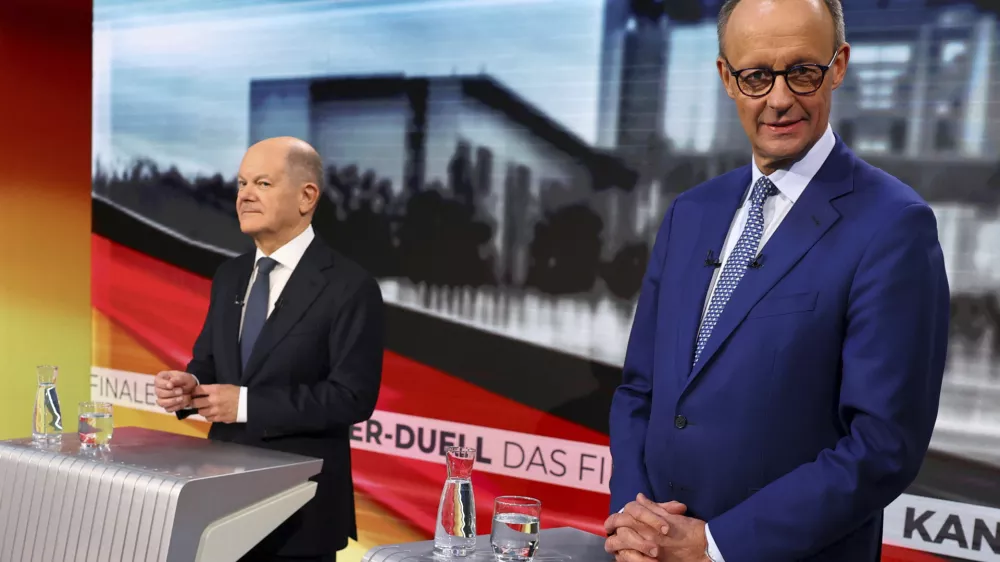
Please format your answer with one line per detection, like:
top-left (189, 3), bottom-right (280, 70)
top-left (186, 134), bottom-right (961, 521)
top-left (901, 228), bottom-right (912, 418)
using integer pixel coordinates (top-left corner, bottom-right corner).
top-left (90, 1), bottom-right (1000, 561)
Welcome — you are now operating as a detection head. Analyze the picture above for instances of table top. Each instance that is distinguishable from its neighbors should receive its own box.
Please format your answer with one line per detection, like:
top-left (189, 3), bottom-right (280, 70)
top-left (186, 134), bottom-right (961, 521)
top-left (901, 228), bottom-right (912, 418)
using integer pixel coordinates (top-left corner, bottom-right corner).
top-left (362, 527), bottom-right (610, 562)
top-left (0, 426), bottom-right (320, 481)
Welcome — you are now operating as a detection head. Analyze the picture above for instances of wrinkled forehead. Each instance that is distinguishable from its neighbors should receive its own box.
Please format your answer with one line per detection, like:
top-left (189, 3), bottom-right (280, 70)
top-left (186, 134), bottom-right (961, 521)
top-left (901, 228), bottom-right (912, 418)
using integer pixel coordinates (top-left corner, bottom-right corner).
top-left (724, 0), bottom-right (836, 68)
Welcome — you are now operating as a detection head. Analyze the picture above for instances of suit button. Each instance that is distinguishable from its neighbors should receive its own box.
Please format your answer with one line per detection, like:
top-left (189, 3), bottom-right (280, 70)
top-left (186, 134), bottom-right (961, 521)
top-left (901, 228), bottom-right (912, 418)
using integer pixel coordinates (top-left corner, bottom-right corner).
top-left (674, 415), bottom-right (688, 429)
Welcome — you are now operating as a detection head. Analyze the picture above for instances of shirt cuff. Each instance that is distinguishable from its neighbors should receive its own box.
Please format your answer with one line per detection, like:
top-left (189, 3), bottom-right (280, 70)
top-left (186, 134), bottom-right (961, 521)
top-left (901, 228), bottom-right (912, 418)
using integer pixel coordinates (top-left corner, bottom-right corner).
top-left (705, 523), bottom-right (725, 562)
top-left (237, 386), bottom-right (248, 423)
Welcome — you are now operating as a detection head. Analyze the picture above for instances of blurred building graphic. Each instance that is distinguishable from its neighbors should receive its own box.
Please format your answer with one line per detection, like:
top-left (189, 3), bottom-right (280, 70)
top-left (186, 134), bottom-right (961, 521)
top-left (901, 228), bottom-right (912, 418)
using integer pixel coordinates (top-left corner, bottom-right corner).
top-left (249, 74), bottom-right (637, 285)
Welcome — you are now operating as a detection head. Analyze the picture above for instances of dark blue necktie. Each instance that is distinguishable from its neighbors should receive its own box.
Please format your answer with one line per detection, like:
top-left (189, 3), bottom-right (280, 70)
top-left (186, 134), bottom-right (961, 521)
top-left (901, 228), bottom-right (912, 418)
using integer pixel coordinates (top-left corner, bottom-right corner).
top-left (693, 176), bottom-right (778, 366)
top-left (241, 257), bottom-right (278, 370)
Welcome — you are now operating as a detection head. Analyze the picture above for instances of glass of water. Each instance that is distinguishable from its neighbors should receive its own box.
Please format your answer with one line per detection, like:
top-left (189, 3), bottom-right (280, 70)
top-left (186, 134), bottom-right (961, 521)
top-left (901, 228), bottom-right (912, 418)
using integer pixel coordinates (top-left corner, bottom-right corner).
top-left (78, 401), bottom-right (114, 448)
top-left (490, 496), bottom-right (541, 562)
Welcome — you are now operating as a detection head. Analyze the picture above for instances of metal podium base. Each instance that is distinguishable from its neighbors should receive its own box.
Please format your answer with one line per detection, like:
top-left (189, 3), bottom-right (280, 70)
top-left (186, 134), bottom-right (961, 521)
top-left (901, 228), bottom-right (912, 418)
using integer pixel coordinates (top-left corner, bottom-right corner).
top-left (0, 427), bottom-right (322, 562)
top-left (362, 527), bottom-right (609, 562)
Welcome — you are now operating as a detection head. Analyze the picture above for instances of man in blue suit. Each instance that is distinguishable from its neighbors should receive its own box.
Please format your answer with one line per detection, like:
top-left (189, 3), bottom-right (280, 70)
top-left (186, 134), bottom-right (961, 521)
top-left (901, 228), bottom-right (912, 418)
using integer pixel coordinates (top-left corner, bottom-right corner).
top-left (604, 0), bottom-right (950, 561)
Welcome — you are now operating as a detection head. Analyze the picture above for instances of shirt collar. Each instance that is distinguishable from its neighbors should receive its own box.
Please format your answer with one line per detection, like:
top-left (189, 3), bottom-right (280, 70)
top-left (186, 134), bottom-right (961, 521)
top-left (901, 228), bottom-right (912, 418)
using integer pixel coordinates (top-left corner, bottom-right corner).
top-left (750, 122), bottom-right (836, 204)
top-left (254, 224), bottom-right (315, 271)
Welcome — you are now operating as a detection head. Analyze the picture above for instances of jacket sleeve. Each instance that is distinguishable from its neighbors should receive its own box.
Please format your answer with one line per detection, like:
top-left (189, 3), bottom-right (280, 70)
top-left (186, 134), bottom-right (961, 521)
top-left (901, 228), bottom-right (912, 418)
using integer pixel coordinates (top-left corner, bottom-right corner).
top-left (609, 199), bottom-right (677, 513)
top-left (245, 275), bottom-right (385, 437)
top-left (176, 264), bottom-right (224, 421)
top-left (707, 202), bottom-right (950, 561)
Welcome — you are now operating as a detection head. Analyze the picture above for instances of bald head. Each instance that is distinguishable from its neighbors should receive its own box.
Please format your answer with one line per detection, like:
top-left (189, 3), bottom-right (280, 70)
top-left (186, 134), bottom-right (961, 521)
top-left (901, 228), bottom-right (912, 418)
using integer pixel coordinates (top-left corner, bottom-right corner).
top-left (718, 0), bottom-right (845, 57)
top-left (248, 136), bottom-right (324, 192)
top-left (236, 136), bottom-right (324, 253)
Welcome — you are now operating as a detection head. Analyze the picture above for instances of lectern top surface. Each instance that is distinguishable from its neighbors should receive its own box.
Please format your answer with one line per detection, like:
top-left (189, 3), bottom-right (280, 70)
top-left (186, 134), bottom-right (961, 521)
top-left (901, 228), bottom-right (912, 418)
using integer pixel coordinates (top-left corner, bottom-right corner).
top-left (0, 426), bottom-right (321, 481)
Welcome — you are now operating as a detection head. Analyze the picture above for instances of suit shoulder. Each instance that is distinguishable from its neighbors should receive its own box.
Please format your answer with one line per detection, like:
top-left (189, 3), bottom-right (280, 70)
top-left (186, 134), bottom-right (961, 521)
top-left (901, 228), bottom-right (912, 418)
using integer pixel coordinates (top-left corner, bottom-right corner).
top-left (327, 251), bottom-right (384, 311)
top-left (321, 244), bottom-right (379, 292)
top-left (327, 248), bottom-right (371, 280)
top-left (212, 251), bottom-right (253, 281)
top-left (852, 157), bottom-right (930, 212)
top-left (673, 164), bottom-right (751, 206)
top-left (838, 154), bottom-right (941, 248)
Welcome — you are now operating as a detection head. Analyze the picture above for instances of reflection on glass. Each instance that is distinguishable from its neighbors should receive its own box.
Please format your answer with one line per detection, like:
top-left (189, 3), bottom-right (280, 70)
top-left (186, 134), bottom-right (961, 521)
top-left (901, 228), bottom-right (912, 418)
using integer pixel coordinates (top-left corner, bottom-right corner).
top-left (33, 365), bottom-right (63, 445)
top-left (491, 496), bottom-right (541, 562)
top-left (79, 401), bottom-right (114, 448)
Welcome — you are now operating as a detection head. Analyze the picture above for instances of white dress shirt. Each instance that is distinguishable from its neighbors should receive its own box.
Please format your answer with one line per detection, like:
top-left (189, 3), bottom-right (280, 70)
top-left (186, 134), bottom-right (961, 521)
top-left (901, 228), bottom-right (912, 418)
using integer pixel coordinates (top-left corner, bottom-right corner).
top-left (701, 124), bottom-right (836, 562)
top-left (234, 224), bottom-right (316, 423)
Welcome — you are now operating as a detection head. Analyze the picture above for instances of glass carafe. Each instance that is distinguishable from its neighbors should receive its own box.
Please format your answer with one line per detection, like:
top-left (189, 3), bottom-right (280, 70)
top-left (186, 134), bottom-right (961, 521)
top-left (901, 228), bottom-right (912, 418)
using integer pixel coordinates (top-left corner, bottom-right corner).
top-left (33, 365), bottom-right (63, 445)
top-left (433, 446), bottom-right (477, 557)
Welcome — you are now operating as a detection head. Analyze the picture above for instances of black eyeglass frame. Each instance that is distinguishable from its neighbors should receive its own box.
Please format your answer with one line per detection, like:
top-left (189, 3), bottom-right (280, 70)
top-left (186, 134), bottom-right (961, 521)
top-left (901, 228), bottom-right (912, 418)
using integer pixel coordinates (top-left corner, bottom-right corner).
top-left (725, 50), bottom-right (841, 98)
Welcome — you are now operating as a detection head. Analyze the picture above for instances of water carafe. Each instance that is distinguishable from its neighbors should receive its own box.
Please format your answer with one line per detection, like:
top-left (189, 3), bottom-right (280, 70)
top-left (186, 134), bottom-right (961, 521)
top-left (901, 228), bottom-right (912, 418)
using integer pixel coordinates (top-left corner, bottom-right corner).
top-left (434, 446), bottom-right (477, 556)
top-left (33, 365), bottom-right (63, 445)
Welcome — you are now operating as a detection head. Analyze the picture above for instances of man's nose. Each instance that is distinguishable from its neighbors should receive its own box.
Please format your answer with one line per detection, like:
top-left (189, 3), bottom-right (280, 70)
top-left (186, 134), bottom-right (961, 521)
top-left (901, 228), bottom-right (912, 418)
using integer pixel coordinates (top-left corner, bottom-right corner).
top-left (238, 187), bottom-right (258, 202)
top-left (766, 76), bottom-right (796, 112)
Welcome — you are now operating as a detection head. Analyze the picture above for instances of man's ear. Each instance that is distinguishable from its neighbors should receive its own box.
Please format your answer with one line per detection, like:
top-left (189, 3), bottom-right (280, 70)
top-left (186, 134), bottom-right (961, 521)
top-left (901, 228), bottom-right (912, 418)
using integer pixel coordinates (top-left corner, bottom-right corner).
top-left (717, 57), bottom-right (737, 100)
top-left (300, 182), bottom-right (320, 215)
top-left (830, 44), bottom-right (851, 91)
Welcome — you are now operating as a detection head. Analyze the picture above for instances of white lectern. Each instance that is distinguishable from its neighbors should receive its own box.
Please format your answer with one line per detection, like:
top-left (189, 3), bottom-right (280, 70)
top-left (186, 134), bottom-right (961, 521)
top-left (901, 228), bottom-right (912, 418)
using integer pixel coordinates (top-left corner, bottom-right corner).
top-left (0, 427), bottom-right (322, 562)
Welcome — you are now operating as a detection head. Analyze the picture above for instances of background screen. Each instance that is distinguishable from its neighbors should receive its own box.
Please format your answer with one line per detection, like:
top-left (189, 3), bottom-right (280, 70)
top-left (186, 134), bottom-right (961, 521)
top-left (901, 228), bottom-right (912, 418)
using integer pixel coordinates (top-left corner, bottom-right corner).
top-left (90, 1), bottom-right (1000, 560)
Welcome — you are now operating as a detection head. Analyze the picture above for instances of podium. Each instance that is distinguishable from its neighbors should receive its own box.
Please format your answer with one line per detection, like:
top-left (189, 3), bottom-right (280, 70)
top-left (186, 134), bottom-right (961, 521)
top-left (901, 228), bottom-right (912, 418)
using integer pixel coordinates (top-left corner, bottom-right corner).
top-left (362, 527), bottom-right (609, 562)
top-left (0, 427), bottom-right (323, 562)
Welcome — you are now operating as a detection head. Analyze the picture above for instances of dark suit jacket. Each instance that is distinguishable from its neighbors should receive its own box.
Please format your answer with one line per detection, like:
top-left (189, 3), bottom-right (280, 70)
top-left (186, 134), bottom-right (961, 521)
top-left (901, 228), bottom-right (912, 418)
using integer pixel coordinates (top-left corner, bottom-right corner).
top-left (179, 235), bottom-right (384, 556)
top-left (609, 138), bottom-right (950, 561)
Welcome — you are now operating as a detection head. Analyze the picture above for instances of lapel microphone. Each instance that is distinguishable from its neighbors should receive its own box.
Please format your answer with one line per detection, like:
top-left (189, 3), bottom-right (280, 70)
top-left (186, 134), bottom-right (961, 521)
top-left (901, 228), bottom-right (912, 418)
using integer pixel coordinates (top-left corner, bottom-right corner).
top-left (750, 255), bottom-right (764, 269)
top-left (705, 250), bottom-right (722, 268)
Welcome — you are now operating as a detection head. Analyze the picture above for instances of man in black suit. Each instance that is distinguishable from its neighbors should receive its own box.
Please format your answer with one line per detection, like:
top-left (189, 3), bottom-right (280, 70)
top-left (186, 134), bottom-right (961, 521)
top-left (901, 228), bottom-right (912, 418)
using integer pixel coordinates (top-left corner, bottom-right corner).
top-left (153, 136), bottom-right (385, 562)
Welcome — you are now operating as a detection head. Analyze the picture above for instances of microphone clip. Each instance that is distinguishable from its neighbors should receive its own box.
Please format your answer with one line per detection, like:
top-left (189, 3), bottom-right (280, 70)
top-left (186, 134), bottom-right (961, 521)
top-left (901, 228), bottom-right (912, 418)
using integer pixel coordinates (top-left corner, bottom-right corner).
top-left (704, 250), bottom-right (722, 268)
top-left (749, 255), bottom-right (764, 269)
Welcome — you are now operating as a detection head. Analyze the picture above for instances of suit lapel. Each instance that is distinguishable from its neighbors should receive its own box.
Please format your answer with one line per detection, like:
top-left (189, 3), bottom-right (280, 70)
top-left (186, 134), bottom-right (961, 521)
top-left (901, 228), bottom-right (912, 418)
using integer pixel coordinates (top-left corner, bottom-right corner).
top-left (672, 172), bottom-right (748, 388)
top-left (683, 140), bottom-right (856, 391)
top-left (222, 254), bottom-right (255, 383)
top-left (241, 239), bottom-right (332, 383)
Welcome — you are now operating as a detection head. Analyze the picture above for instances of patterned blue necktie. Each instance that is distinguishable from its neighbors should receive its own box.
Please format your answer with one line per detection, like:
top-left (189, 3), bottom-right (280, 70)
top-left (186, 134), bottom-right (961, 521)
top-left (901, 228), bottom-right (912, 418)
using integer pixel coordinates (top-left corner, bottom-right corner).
top-left (241, 257), bottom-right (278, 370)
top-left (693, 176), bottom-right (779, 366)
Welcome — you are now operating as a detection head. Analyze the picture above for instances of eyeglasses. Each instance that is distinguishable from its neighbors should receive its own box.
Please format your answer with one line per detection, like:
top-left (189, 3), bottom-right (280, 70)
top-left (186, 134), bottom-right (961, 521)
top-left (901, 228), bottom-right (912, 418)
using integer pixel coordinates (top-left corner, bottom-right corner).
top-left (726, 50), bottom-right (840, 98)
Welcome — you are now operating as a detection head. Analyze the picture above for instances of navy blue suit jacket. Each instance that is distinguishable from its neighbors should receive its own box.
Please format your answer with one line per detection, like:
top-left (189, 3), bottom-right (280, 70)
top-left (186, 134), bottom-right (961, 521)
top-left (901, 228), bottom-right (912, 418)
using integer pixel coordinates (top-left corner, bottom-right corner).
top-left (608, 138), bottom-right (950, 561)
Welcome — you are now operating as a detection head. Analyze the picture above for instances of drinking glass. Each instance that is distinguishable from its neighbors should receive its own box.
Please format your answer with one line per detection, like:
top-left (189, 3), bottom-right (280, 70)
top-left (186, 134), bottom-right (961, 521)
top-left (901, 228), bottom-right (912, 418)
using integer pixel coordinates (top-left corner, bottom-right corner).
top-left (78, 401), bottom-right (114, 448)
top-left (490, 496), bottom-right (541, 562)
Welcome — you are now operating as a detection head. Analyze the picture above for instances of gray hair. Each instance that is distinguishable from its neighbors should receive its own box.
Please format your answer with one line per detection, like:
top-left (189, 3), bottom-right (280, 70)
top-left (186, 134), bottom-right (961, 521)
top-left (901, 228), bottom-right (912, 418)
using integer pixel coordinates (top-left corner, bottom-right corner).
top-left (717, 0), bottom-right (845, 58)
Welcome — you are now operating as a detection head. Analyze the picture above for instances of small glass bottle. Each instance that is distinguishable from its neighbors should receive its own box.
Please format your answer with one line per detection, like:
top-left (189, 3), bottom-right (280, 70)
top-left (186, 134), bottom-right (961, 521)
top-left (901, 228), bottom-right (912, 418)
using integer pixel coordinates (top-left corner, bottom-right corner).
top-left (33, 365), bottom-right (63, 445)
top-left (433, 446), bottom-right (477, 557)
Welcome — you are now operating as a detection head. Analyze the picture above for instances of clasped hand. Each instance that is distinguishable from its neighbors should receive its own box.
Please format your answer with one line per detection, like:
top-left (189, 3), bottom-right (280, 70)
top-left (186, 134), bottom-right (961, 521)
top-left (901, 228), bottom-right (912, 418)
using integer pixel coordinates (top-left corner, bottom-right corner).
top-left (153, 370), bottom-right (239, 423)
top-left (603, 494), bottom-right (709, 562)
